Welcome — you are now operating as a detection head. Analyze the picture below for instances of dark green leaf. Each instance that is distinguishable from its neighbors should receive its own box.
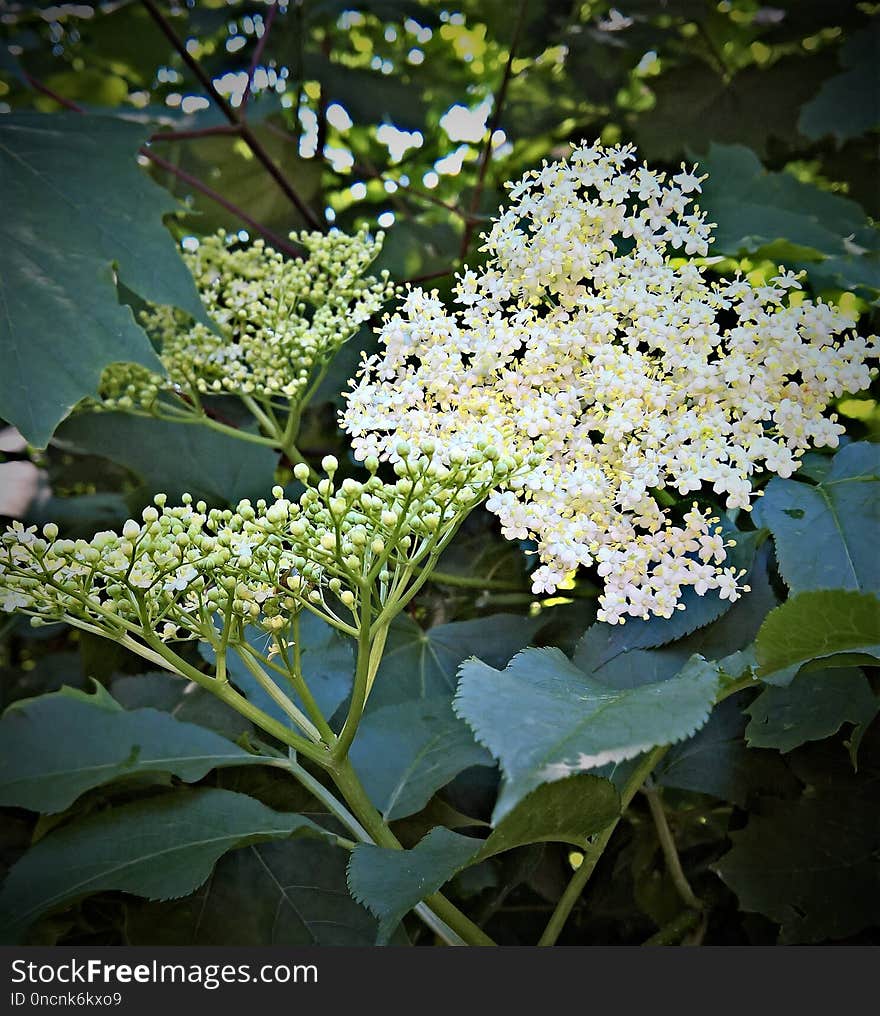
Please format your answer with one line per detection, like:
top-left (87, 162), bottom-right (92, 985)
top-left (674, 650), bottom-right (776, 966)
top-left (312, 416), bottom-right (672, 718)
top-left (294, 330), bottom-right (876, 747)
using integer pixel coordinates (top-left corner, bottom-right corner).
top-left (799, 26), bottom-right (880, 143)
top-left (127, 839), bottom-right (386, 946)
top-left (714, 786), bottom-right (880, 943)
top-left (746, 668), bottom-right (878, 753)
top-left (110, 671), bottom-right (251, 741)
top-left (701, 143), bottom-right (880, 294)
top-left (368, 612), bottom-right (544, 710)
top-left (655, 695), bottom-right (797, 806)
top-left (54, 412), bottom-right (277, 505)
top-left (0, 114), bottom-right (204, 446)
top-left (349, 696), bottom-right (492, 821)
top-left (635, 56), bottom-right (836, 161)
top-left (0, 788), bottom-right (330, 943)
top-left (572, 532), bottom-right (769, 688)
top-left (348, 774), bottom-right (619, 942)
top-left (348, 827), bottom-right (477, 944)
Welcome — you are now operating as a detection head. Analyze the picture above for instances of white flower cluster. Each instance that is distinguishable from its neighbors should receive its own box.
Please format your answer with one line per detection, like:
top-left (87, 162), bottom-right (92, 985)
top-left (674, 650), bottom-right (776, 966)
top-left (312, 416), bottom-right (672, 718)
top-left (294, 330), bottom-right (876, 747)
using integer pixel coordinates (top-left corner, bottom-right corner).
top-left (0, 445), bottom-right (521, 644)
top-left (342, 142), bottom-right (878, 624)
top-left (95, 228), bottom-right (395, 416)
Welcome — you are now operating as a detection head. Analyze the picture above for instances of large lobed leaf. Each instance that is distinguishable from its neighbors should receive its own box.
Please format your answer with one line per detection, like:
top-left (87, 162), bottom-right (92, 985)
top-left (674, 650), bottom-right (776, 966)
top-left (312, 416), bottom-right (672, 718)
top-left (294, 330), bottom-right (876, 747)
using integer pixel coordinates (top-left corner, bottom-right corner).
top-left (715, 785), bottom-right (880, 943)
top-left (455, 648), bottom-right (720, 820)
top-left (0, 113), bottom-right (205, 446)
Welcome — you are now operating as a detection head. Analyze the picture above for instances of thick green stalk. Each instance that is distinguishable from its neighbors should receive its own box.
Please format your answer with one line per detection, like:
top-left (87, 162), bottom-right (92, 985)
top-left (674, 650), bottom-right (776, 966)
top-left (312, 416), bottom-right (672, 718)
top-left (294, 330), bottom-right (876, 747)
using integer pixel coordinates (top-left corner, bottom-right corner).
top-left (643, 783), bottom-right (703, 912)
top-left (234, 645), bottom-right (323, 741)
top-left (332, 586), bottom-right (373, 760)
top-left (642, 909), bottom-right (702, 946)
top-left (330, 758), bottom-right (496, 947)
top-left (282, 756), bottom-right (465, 946)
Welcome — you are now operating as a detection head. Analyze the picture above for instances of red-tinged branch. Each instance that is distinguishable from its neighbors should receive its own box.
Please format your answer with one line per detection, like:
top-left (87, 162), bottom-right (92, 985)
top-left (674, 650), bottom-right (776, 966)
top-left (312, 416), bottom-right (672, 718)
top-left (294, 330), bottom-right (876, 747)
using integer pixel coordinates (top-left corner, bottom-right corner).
top-left (241, 0), bottom-right (279, 110)
top-left (458, 0), bottom-right (529, 261)
top-left (150, 124), bottom-right (240, 143)
top-left (141, 0), bottom-right (325, 231)
top-left (21, 70), bottom-right (83, 112)
top-left (20, 63), bottom-right (303, 260)
top-left (141, 0), bottom-right (237, 122)
top-left (140, 149), bottom-right (303, 258)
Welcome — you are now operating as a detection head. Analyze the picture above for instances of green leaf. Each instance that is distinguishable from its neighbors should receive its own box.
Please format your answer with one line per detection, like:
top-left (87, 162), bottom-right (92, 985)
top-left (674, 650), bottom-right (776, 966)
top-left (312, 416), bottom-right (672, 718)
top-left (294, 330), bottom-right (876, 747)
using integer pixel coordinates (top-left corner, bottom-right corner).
top-left (368, 612), bottom-right (544, 710)
top-left (755, 590), bottom-right (880, 686)
top-left (635, 56), bottom-right (836, 161)
top-left (700, 143), bottom-right (880, 294)
top-left (0, 686), bottom-right (267, 814)
top-left (348, 774), bottom-right (619, 942)
top-left (476, 775), bottom-right (620, 857)
top-left (754, 443), bottom-right (880, 594)
top-left (746, 668), bottom-right (878, 754)
top-left (127, 839), bottom-right (387, 946)
top-left (0, 787), bottom-right (330, 943)
top-left (714, 786), bottom-right (880, 943)
top-left (455, 649), bottom-right (719, 819)
top-left (348, 827), bottom-right (477, 944)
top-left (349, 697), bottom-right (492, 821)
top-left (655, 696), bottom-right (797, 807)
top-left (572, 532), bottom-right (769, 688)
top-left (0, 113), bottom-right (205, 446)
top-left (199, 613), bottom-right (353, 728)
top-left (799, 26), bottom-right (880, 143)
top-left (54, 412), bottom-right (277, 505)
top-left (110, 672), bottom-right (251, 741)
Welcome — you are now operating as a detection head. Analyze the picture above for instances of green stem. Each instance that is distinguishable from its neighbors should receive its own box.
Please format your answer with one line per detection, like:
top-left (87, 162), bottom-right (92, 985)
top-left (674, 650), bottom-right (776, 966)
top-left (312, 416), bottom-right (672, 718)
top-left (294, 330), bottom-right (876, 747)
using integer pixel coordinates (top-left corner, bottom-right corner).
top-left (332, 586), bottom-right (373, 760)
top-left (537, 745), bottom-right (669, 946)
top-left (273, 618), bottom-right (337, 742)
top-left (241, 394), bottom-right (280, 436)
top-left (140, 633), bottom-right (329, 764)
top-left (330, 758), bottom-right (496, 946)
top-left (642, 909), bottom-right (702, 946)
top-left (281, 755), bottom-right (465, 945)
top-left (197, 414), bottom-right (281, 449)
top-left (642, 783), bottom-right (703, 912)
top-left (234, 646), bottom-right (323, 742)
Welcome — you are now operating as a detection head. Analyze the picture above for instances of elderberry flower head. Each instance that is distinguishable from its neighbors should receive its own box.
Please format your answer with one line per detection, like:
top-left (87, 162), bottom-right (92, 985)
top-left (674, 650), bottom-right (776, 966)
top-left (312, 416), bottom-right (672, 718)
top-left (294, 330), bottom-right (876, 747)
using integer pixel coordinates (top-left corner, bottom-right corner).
top-left (0, 445), bottom-right (524, 646)
top-left (92, 228), bottom-right (396, 416)
top-left (342, 142), bottom-right (879, 624)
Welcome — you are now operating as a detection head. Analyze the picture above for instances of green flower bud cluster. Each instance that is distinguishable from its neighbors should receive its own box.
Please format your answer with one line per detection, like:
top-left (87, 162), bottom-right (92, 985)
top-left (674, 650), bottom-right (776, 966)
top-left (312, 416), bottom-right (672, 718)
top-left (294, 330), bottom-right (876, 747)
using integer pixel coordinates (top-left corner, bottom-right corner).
top-left (91, 228), bottom-right (396, 419)
top-left (0, 445), bottom-right (524, 650)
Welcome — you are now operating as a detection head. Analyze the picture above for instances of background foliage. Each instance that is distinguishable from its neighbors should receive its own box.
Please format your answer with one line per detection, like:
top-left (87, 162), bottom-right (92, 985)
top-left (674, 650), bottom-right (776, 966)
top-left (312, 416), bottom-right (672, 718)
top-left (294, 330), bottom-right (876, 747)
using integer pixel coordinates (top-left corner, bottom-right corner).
top-left (0, 0), bottom-right (878, 946)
